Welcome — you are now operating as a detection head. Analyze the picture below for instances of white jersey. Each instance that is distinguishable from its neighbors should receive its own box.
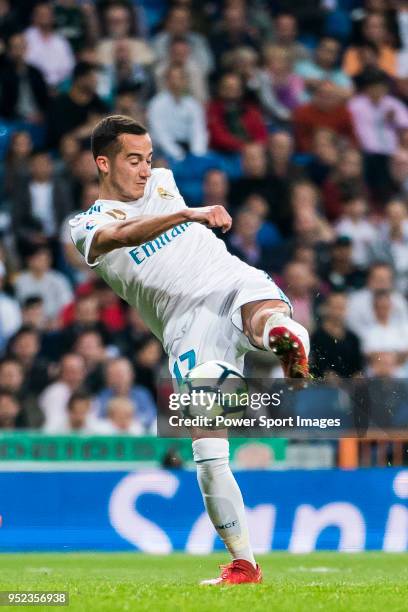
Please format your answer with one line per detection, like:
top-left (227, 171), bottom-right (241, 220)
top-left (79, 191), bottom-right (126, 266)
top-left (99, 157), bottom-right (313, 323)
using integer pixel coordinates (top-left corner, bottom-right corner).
top-left (70, 168), bottom-right (274, 353)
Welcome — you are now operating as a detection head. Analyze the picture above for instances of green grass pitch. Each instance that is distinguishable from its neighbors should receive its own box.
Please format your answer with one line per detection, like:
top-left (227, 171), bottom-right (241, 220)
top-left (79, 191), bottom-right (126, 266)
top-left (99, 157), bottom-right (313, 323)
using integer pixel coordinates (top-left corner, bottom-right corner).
top-left (0, 552), bottom-right (407, 612)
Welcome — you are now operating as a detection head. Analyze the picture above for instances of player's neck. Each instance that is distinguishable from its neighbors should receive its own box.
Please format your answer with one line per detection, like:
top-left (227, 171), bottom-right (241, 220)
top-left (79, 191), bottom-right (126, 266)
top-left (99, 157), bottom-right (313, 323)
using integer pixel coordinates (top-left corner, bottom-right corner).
top-left (98, 184), bottom-right (134, 203)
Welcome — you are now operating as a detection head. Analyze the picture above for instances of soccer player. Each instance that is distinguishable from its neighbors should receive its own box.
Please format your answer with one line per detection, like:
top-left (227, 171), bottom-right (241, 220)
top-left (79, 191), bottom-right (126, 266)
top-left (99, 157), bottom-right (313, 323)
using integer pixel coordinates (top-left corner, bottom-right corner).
top-left (70, 115), bottom-right (310, 585)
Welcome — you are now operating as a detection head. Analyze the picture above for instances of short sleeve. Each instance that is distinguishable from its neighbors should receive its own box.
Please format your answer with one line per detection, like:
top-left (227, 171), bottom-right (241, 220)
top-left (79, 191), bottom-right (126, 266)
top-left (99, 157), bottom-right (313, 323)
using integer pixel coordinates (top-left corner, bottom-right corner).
top-left (69, 211), bottom-right (116, 267)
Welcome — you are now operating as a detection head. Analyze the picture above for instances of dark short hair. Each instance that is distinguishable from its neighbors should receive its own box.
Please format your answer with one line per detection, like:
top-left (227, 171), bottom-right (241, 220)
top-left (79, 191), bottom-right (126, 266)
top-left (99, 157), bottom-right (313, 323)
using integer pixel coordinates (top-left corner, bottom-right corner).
top-left (22, 296), bottom-right (43, 309)
top-left (333, 235), bottom-right (352, 248)
top-left (356, 67), bottom-right (389, 90)
top-left (91, 115), bottom-right (147, 160)
top-left (319, 35), bottom-right (340, 47)
top-left (10, 325), bottom-right (39, 341)
top-left (73, 61), bottom-right (98, 82)
top-left (67, 391), bottom-right (91, 412)
top-left (0, 357), bottom-right (22, 371)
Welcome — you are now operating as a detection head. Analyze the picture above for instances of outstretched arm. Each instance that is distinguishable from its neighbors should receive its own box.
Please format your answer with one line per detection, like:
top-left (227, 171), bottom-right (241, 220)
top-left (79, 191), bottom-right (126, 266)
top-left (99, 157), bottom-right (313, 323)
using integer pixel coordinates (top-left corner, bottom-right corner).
top-left (90, 205), bottom-right (232, 262)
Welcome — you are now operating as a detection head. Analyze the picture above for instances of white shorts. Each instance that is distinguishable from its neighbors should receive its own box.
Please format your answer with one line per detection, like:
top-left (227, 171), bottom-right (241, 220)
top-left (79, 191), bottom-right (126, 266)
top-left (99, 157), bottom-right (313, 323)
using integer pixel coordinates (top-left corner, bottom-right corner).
top-left (168, 266), bottom-right (291, 379)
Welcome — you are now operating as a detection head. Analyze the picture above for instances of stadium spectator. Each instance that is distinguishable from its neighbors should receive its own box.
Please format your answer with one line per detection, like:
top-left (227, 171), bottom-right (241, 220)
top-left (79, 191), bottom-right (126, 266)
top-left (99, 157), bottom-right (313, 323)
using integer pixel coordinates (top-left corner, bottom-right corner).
top-left (97, 357), bottom-right (157, 432)
top-left (367, 351), bottom-right (401, 378)
top-left (0, 390), bottom-right (21, 430)
top-left (343, 12), bottom-right (397, 77)
top-left (62, 391), bottom-right (93, 433)
top-left (256, 45), bottom-right (305, 122)
top-left (290, 179), bottom-right (320, 213)
top-left (291, 243), bottom-right (318, 271)
top-left (293, 81), bottom-right (356, 152)
top-left (321, 147), bottom-right (367, 221)
top-left (25, 1), bottom-right (75, 87)
top-left (311, 291), bottom-right (363, 378)
top-left (73, 329), bottom-right (108, 393)
top-left (152, 5), bottom-right (213, 75)
top-left (68, 149), bottom-right (99, 203)
top-left (113, 311), bottom-right (150, 364)
top-left (230, 142), bottom-right (291, 235)
top-left (0, 358), bottom-right (23, 396)
top-left (267, 130), bottom-right (301, 183)
top-left (389, 148), bottom-right (408, 198)
top-left (97, 1), bottom-right (154, 68)
top-left (90, 279), bottom-right (126, 334)
top-left (7, 326), bottom-right (49, 394)
top-left (14, 246), bottom-right (73, 325)
top-left (244, 194), bottom-right (282, 250)
top-left (0, 32), bottom-right (49, 123)
top-left (225, 46), bottom-right (260, 94)
top-left (98, 39), bottom-right (153, 106)
top-left (352, 40), bottom-right (382, 74)
top-left (53, 293), bottom-right (108, 359)
top-left (207, 72), bottom-right (268, 153)
top-left (209, 3), bottom-right (259, 68)
top-left (304, 128), bottom-right (339, 187)
top-left (225, 207), bottom-right (269, 269)
top-left (47, 62), bottom-right (108, 149)
top-left (395, 0), bottom-right (408, 51)
top-left (132, 335), bottom-right (163, 401)
top-left (295, 36), bottom-right (353, 100)
top-left (154, 36), bottom-right (208, 103)
top-left (346, 262), bottom-right (408, 336)
top-left (272, 13), bottom-right (310, 61)
top-left (112, 83), bottom-right (146, 124)
top-left (348, 69), bottom-right (408, 202)
top-left (0, 357), bottom-right (41, 428)
top-left (390, 149), bottom-right (408, 199)
top-left (54, 0), bottom-right (89, 53)
top-left (0, 264), bottom-right (22, 350)
top-left (361, 289), bottom-right (408, 359)
top-left (21, 296), bottom-right (46, 331)
top-left (365, 352), bottom-right (408, 427)
top-left (335, 195), bottom-right (378, 267)
top-left (54, 135), bottom-right (81, 182)
top-left (95, 396), bottom-right (153, 435)
top-left (2, 131), bottom-right (33, 199)
top-left (369, 199), bottom-right (408, 292)
top-left (281, 261), bottom-right (319, 331)
top-left (10, 150), bottom-right (74, 250)
top-left (147, 65), bottom-right (208, 161)
top-left (289, 199), bottom-right (335, 258)
top-left (0, 0), bottom-right (18, 40)
top-left (202, 169), bottom-right (230, 209)
top-left (40, 352), bottom-right (87, 432)
top-left (320, 236), bottom-right (367, 292)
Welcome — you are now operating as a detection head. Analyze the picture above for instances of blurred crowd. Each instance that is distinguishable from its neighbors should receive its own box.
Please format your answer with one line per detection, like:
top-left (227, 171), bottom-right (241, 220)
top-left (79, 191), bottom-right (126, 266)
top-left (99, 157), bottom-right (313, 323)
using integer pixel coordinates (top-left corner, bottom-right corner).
top-left (0, 0), bottom-right (408, 433)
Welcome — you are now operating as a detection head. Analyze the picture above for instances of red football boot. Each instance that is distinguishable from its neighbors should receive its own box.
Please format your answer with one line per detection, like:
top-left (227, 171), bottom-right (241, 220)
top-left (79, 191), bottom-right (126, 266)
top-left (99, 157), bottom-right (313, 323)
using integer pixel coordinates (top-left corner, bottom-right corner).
top-left (200, 559), bottom-right (262, 586)
top-left (268, 315), bottom-right (310, 379)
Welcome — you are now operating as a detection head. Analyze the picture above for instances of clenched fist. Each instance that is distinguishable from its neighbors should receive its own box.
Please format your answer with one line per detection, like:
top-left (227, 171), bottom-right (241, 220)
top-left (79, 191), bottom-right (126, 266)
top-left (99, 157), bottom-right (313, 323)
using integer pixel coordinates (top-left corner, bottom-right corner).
top-left (184, 205), bottom-right (232, 233)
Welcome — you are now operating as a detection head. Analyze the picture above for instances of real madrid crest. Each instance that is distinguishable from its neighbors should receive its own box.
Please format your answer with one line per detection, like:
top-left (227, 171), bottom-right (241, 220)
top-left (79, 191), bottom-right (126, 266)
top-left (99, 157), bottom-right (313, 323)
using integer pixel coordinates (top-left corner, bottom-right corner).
top-left (158, 187), bottom-right (175, 200)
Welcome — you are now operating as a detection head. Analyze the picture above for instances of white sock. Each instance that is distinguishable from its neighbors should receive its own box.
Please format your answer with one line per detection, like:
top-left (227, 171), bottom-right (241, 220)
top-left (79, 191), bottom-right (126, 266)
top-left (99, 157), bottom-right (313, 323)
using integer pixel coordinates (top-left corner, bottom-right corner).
top-left (192, 438), bottom-right (256, 567)
top-left (262, 312), bottom-right (310, 356)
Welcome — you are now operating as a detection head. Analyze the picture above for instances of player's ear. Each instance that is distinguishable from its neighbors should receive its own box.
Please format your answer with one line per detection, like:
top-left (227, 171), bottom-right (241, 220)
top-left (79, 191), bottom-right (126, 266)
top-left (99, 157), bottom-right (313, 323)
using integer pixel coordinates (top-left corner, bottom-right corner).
top-left (95, 155), bottom-right (109, 175)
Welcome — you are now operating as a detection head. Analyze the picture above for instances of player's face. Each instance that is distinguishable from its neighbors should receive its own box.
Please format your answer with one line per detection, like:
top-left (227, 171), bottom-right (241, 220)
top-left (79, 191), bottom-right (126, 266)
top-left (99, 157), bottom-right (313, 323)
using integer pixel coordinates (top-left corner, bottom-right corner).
top-left (103, 133), bottom-right (153, 201)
